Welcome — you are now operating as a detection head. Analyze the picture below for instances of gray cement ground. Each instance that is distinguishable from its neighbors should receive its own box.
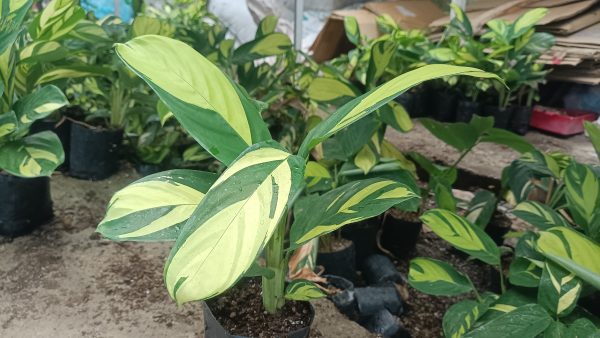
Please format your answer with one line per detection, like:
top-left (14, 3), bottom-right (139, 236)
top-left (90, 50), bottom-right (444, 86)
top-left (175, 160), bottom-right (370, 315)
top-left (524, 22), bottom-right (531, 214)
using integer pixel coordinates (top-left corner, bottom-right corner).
top-left (0, 124), bottom-right (596, 338)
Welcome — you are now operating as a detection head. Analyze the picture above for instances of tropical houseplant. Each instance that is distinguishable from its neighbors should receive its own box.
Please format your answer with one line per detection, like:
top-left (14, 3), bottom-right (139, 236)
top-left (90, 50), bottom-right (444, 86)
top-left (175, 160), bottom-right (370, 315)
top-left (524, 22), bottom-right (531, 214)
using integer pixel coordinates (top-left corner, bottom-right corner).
top-left (0, 0), bottom-right (68, 236)
top-left (95, 33), bottom-right (500, 336)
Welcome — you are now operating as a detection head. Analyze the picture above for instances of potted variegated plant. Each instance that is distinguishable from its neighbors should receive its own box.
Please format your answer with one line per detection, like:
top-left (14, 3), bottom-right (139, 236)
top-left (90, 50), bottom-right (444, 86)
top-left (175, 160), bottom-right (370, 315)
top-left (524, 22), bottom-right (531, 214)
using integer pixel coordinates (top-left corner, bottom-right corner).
top-left (95, 34), bottom-right (498, 336)
top-left (0, 0), bottom-right (68, 237)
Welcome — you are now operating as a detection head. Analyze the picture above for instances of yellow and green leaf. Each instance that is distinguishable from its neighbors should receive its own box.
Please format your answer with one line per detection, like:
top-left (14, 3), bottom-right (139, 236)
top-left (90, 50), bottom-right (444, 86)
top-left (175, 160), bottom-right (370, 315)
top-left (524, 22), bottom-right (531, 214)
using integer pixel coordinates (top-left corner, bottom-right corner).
top-left (354, 143), bottom-right (377, 174)
top-left (115, 35), bottom-right (272, 166)
top-left (564, 162), bottom-right (600, 231)
top-left (285, 280), bottom-right (326, 301)
top-left (12, 85), bottom-right (68, 128)
top-left (0, 111), bottom-right (17, 139)
top-left (583, 121), bottom-right (600, 161)
top-left (298, 65), bottom-right (501, 158)
top-left (536, 227), bottom-right (600, 290)
top-left (232, 33), bottom-right (292, 64)
top-left (0, 130), bottom-right (64, 177)
top-left (304, 161), bottom-right (333, 192)
top-left (537, 261), bottom-right (582, 317)
top-left (512, 201), bottom-right (569, 231)
top-left (408, 257), bottom-right (474, 296)
top-left (421, 209), bottom-right (500, 265)
top-left (290, 177), bottom-right (419, 248)
top-left (378, 100), bottom-right (413, 132)
top-left (164, 142), bottom-right (304, 304)
top-left (366, 40), bottom-right (396, 87)
top-left (0, 0), bottom-right (32, 55)
top-left (97, 170), bottom-right (218, 242)
top-left (29, 0), bottom-right (85, 41)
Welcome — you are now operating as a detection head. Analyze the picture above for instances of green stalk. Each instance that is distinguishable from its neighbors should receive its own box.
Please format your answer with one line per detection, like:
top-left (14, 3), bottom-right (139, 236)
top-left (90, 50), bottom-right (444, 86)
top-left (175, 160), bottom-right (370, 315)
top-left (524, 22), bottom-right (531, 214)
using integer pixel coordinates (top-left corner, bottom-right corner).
top-left (262, 212), bottom-right (287, 314)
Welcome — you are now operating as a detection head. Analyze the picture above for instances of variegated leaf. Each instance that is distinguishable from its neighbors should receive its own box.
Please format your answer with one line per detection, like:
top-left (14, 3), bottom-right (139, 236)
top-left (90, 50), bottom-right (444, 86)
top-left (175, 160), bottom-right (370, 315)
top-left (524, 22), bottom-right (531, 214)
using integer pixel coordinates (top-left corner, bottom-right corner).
top-left (378, 100), bottom-right (413, 132)
top-left (290, 178), bottom-right (419, 248)
top-left (408, 257), bottom-right (473, 296)
top-left (115, 35), bottom-right (272, 166)
top-left (164, 142), bottom-right (304, 304)
top-left (564, 162), bottom-right (600, 231)
top-left (536, 227), bottom-right (600, 290)
top-left (97, 170), bottom-right (218, 242)
top-left (304, 161), bottom-right (333, 193)
top-left (232, 33), bottom-right (292, 64)
top-left (421, 209), bottom-right (501, 265)
top-left (443, 294), bottom-right (497, 338)
top-left (509, 257), bottom-right (542, 287)
top-left (285, 280), bottom-right (326, 301)
top-left (13, 85), bottom-right (68, 127)
top-left (19, 41), bottom-right (67, 64)
top-left (0, 130), bottom-right (64, 177)
top-left (298, 65), bottom-right (501, 158)
top-left (29, 0), bottom-right (85, 41)
top-left (307, 77), bottom-right (358, 104)
top-left (512, 201), bottom-right (569, 230)
top-left (0, 111), bottom-right (17, 139)
top-left (463, 304), bottom-right (552, 338)
top-left (465, 190), bottom-right (497, 229)
top-left (344, 16), bottom-right (361, 45)
top-left (354, 143), bottom-right (377, 174)
top-left (0, 0), bottom-right (32, 55)
top-left (538, 261), bottom-right (582, 317)
top-left (366, 40), bottom-right (396, 87)
top-left (584, 121), bottom-right (600, 161)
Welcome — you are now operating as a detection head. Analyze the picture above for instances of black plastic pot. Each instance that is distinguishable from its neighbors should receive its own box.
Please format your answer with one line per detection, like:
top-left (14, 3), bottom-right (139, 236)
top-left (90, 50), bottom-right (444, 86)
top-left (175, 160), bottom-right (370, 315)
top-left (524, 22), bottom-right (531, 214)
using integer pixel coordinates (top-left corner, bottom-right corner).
top-left (364, 309), bottom-right (403, 337)
top-left (29, 118), bottom-right (71, 171)
top-left (455, 100), bottom-right (482, 123)
top-left (341, 220), bottom-right (380, 267)
top-left (396, 91), bottom-right (423, 118)
top-left (432, 91), bottom-right (458, 122)
top-left (379, 215), bottom-right (421, 258)
top-left (483, 106), bottom-right (513, 129)
top-left (317, 240), bottom-right (357, 282)
top-left (325, 275), bottom-right (357, 319)
top-left (0, 173), bottom-right (53, 237)
top-left (509, 106), bottom-right (532, 135)
top-left (363, 255), bottom-right (402, 286)
top-left (355, 285), bottom-right (404, 316)
top-left (69, 123), bottom-right (122, 180)
top-left (202, 301), bottom-right (314, 338)
top-left (135, 163), bottom-right (162, 177)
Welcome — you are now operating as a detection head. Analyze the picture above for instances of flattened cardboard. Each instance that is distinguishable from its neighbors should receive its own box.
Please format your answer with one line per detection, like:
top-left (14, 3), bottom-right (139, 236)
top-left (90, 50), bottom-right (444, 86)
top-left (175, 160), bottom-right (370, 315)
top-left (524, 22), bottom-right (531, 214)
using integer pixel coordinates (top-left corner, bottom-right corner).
top-left (310, 9), bottom-right (378, 62)
top-left (363, 1), bottom-right (444, 29)
top-left (555, 22), bottom-right (600, 45)
top-left (540, 6), bottom-right (600, 35)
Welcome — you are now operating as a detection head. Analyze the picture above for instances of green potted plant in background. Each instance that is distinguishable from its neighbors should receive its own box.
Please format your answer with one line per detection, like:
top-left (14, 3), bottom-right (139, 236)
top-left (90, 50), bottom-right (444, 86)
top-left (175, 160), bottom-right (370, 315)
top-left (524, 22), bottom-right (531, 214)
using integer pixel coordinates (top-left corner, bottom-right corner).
top-left (95, 33), bottom-right (498, 336)
top-left (0, 0), bottom-right (68, 237)
top-left (480, 7), bottom-right (555, 131)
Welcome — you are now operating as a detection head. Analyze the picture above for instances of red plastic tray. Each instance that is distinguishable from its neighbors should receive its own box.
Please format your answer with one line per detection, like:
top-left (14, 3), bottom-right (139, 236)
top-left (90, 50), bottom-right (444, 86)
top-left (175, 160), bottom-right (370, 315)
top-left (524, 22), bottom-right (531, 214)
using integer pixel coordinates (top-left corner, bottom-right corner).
top-left (530, 105), bottom-right (598, 136)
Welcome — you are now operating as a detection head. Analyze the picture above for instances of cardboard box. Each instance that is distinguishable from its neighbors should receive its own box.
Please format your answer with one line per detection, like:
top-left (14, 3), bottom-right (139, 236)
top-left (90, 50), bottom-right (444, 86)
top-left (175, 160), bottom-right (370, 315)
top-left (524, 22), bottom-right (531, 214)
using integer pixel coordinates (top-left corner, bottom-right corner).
top-left (310, 0), bottom-right (445, 62)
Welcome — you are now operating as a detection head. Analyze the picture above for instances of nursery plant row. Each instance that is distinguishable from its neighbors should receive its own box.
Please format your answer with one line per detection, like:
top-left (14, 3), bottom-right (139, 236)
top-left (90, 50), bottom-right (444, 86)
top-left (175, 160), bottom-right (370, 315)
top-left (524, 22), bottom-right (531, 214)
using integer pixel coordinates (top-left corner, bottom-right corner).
top-left (1, 1), bottom-right (600, 337)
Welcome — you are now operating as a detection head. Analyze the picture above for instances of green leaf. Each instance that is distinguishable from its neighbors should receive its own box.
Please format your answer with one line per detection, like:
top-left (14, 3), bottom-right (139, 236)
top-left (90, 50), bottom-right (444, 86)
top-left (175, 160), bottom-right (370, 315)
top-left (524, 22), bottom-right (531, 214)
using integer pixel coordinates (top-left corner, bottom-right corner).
top-left (244, 261), bottom-right (275, 279)
top-left (408, 257), bottom-right (473, 296)
top-left (354, 144), bottom-right (377, 174)
top-left (97, 170), bottom-right (218, 242)
top-left (298, 65), bottom-right (501, 158)
top-left (463, 304), bottom-right (552, 338)
top-left (290, 178), bottom-right (419, 248)
top-left (421, 209), bottom-right (501, 265)
top-left (344, 16), bottom-right (361, 45)
top-left (567, 318), bottom-right (600, 337)
top-left (479, 128), bottom-right (535, 154)
top-left (29, 0), bottom-right (85, 41)
top-left (307, 77), bottom-right (358, 104)
top-left (66, 20), bottom-right (111, 44)
top-left (322, 115), bottom-right (380, 161)
top-left (304, 161), bottom-right (333, 193)
top-left (13, 85), bottom-right (68, 127)
top-left (285, 280), bottom-right (326, 301)
top-left (513, 8), bottom-right (548, 38)
top-left (366, 40), bottom-right (396, 87)
top-left (428, 47), bottom-right (455, 62)
top-left (584, 121), bottom-right (600, 161)
top-left (164, 142), bottom-right (304, 304)
top-left (0, 111), bottom-right (17, 139)
top-left (509, 257), bottom-right (543, 287)
top-left (232, 33), bottom-right (292, 64)
top-left (513, 201), bottom-right (569, 231)
top-left (18, 41), bottom-right (67, 64)
top-left (431, 176), bottom-right (457, 212)
top-left (443, 294), bottom-right (497, 338)
top-left (420, 118), bottom-right (480, 152)
top-left (0, 0), bottom-right (32, 55)
top-left (538, 261), bottom-right (582, 317)
top-left (115, 35), bottom-right (272, 166)
top-left (536, 227), bottom-right (600, 290)
top-left (256, 15), bottom-right (278, 37)
top-left (465, 190), bottom-right (497, 229)
top-left (379, 101), bottom-right (413, 133)
top-left (564, 162), bottom-right (600, 231)
top-left (543, 321), bottom-right (569, 338)
top-left (35, 64), bottom-right (113, 85)
top-left (0, 130), bottom-right (64, 177)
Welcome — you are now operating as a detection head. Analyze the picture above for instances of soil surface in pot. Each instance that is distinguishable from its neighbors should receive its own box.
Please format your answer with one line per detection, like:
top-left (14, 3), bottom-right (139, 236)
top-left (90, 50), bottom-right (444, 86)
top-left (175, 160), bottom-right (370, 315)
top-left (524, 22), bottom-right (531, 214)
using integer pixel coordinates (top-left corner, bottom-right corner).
top-left (207, 279), bottom-right (312, 337)
top-left (319, 237), bottom-right (352, 253)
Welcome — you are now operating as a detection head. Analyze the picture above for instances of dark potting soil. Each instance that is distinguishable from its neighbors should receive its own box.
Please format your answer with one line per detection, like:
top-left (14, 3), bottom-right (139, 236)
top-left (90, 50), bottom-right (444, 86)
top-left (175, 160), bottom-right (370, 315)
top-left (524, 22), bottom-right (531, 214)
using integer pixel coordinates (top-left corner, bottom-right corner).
top-left (207, 279), bottom-right (313, 337)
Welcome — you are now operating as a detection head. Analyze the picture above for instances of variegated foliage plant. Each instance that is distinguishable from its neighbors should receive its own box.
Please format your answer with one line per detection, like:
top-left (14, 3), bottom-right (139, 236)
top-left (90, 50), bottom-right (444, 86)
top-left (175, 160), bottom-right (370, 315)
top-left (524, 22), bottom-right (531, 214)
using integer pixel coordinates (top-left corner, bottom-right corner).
top-left (96, 33), bottom-right (500, 313)
top-left (407, 137), bottom-right (600, 337)
top-left (0, 0), bottom-right (68, 177)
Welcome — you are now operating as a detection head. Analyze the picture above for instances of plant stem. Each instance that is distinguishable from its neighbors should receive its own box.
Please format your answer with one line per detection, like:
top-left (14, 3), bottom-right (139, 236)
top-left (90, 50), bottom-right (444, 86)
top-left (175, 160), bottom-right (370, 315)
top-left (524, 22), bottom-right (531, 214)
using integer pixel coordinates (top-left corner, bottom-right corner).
top-left (262, 213), bottom-right (287, 314)
top-left (498, 264), bottom-right (506, 294)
